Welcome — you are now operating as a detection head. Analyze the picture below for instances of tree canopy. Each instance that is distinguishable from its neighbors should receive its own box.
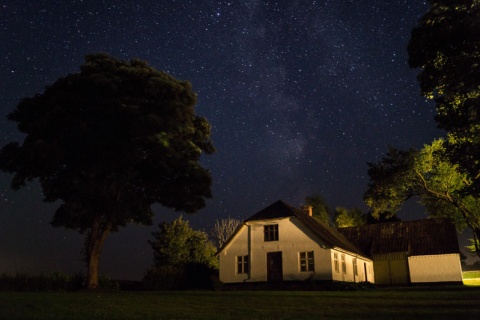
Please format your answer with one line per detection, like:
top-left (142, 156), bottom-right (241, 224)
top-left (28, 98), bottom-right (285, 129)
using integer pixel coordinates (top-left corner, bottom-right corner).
top-left (408, 0), bottom-right (480, 192)
top-left (0, 53), bottom-right (214, 288)
top-left (334, 207), bottom-right (365, 228)
top-left (405, 0), bottom-right (480, 255)
top-left (364, 139), bottom-right (480, 255)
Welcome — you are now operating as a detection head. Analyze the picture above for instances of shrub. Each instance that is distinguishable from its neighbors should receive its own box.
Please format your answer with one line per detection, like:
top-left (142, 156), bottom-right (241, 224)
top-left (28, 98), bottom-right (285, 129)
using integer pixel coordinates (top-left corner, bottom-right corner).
top-left (0, 272), bottom-right (118, 292)
top-left (143, 263), bottom-right (218, 290)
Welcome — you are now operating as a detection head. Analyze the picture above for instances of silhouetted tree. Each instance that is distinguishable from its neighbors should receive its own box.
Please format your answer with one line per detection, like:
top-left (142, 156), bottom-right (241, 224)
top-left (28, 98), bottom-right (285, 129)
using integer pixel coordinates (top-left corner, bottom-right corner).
top-left (408, 0), bottom-right (480, 193)
top-left (0, 53), bottom-right (214, 289)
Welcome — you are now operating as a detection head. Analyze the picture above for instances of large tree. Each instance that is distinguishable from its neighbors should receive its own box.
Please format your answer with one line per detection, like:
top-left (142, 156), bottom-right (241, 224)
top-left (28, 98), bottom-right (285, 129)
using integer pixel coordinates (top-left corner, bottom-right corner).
top-left (364, 139), bottom-right (480, 256)
top-left (408, 0), bottom-right (480, 192)
top-left (0, 53), bottom-right (214, 289)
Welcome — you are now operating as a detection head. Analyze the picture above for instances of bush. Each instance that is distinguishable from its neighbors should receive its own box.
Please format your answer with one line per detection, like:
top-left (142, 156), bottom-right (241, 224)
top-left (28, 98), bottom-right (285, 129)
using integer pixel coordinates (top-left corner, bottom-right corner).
top-left (0, 272), bottom-right (118, 292)
top-left (143, 263), bottom-right (218, 290)
top-left (98, 274), bottom-right (120, 291)
top-left (143, 265), bottom-right (188, 290)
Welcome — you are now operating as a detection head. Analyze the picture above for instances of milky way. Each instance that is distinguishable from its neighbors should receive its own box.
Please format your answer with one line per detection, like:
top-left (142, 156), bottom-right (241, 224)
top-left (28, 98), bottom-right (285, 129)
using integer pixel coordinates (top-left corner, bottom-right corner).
top-left (1, 1), bottom-right (449, 279)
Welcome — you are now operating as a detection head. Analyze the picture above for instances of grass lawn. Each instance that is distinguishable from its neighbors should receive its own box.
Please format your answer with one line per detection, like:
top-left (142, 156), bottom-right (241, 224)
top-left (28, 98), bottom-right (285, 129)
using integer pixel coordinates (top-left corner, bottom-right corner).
top-left (464, 279), bottom-right (480, 286)
top-left (1, 287), bottom-right (480, 320)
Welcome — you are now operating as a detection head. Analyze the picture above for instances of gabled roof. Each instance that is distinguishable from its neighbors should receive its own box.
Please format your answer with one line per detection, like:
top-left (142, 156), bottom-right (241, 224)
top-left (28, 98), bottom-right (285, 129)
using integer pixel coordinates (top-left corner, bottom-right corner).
top-left (244, 200), bottom-right (301, 222)
top-left (338, 218), bottom-right (460, 256)
top-left (243, 200), bottom-right (365, 256)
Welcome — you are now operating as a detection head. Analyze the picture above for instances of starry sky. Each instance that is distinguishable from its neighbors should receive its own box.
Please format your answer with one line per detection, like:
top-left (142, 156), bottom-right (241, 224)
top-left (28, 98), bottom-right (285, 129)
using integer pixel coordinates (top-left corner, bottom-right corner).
top-left (2, 1), bottom-right (467, 280)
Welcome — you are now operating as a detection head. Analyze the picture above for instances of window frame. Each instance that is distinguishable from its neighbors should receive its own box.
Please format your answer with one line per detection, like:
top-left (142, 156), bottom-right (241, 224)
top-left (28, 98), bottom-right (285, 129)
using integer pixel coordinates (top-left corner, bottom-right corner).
top-left (299, 251), bottom-right (315, 272)
top-left (236, 255), bottom-right (249, 274)
top-left (353, 258), bottom-right (358, 276)
top-left (341, 254), bottom-right (347, 274)
top-left (264, 224), bottom-right (279, 242)
top-left (333, 253), bottom-right (339, 273)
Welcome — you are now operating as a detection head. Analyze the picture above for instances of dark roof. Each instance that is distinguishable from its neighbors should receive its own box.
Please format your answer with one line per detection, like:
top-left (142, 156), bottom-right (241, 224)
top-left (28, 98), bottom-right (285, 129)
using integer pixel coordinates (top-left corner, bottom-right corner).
top-left (338, 219), bottom-right (460, 256)
top-left (244, 200), bottom-right (300, 222)
top-left (244, 200), bottom-right (365, 256)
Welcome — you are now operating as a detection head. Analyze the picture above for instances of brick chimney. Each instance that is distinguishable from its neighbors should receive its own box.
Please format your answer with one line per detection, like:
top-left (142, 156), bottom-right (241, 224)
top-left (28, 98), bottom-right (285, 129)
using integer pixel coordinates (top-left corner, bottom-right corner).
top-left (302, 205), bottom-right (313, 217)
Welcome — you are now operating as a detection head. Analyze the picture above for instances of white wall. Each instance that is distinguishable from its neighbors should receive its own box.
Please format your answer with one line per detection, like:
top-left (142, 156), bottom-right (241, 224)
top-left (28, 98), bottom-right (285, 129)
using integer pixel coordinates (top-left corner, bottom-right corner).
top-left (247, 217), bottom-right (333, 282)
top-left (408, 254), bottom-right (463, 283)
top-left (330, 249), bottom-right (375, 283)
top-left (219, 225), bottom-right (249, 283)
top-left (219, 216), bottom-right (374, 284)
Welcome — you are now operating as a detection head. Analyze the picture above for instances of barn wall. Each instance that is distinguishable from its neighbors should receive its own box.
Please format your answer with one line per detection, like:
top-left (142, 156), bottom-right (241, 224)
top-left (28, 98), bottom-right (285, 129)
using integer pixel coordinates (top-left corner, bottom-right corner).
top-left (408, 254), bottom-right (463, 283)
top-left (373, 252), bottom-right (409, 285)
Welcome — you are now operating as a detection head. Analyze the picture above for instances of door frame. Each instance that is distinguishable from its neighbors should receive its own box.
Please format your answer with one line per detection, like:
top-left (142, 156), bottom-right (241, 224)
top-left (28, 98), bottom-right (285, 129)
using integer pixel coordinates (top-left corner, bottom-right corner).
top-left (267, 251), bottom-right (283, 282)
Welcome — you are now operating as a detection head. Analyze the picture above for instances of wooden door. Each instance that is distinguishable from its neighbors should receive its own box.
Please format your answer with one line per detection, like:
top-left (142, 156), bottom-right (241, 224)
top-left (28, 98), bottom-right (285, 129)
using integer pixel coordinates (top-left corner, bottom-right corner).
top-left (267, 252), bottom-right (283, 282)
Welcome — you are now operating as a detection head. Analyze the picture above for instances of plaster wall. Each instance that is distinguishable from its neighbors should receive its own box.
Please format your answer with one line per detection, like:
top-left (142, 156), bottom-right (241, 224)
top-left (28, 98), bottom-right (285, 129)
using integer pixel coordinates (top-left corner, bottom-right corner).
top-left (408, 254), bottom-right (463, 283)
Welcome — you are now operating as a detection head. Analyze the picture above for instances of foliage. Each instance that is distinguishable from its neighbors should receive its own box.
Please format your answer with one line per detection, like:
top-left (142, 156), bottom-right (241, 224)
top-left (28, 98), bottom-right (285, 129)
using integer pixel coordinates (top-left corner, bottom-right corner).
top-left (467, 238), bottom-right (480, 255)
top-left (145, 216), bottom-right (219, 290)
top-left (143, 263), bottom-right (218, 290)
top-left (0, 53), bottom-right (214, 288)
top-left (408, 0), bottom-right (480, 193)
top-left (363, 212), bottom-right (401, 224)
top-left (149, 216), bottom-right (218, 269)
top-left (364, 139), bottom-right (480, 255)
top-left (0, 272), bottom-right (120, 292)
top-left (334, 207), bottom-right (366, 228)
top-left (209, 217), bottom-right (242, 248)
top-left (305, 194), bottom-right (331, 225)
top-left (0, 272), bottom-right (81, 292)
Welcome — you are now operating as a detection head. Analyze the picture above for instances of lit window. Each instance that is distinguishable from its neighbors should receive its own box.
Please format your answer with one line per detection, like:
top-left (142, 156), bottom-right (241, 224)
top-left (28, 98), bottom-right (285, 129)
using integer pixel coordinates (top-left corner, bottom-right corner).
top-left (334, 253), bottom-right (339, 273)
top-left (299, 251), bottom-right (315, 272)
top-left (237, 255), bottom-right (249, 274)
top-left (341, 254), bottom-right (346, 274)
top-left (264, 224), bottom-right (279, 242)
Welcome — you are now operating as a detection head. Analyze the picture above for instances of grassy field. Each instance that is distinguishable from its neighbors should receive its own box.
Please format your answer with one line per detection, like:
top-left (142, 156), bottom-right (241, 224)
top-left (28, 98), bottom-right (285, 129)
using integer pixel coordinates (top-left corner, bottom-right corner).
top-left (1, 287), bottom-right (480, 320)
top-left (464, 279), bottom-right (480, 286)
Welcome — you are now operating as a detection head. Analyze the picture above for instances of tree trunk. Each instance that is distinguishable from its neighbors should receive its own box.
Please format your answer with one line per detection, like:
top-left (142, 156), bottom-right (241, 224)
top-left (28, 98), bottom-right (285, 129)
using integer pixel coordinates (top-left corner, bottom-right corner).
top-left (474, 228), bottom-right (480, 258)
top-left (86, 220), bottom-right (111, 289)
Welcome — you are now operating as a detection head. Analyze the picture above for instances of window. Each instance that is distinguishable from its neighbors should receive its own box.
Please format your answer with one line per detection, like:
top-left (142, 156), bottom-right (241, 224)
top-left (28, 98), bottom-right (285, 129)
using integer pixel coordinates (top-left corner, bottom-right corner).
top-left (334, 253), bottom-right (339, 272)
top-left (353, 258), bottom-right (358, 276)
top-left (341, 254), bottom-right (346, 274)
top-left (299, 251), bottom-right (315, 272)
top-left (264, 224), bottom-right (279, 241)
top-left (237, 255), bottom-right (249, 274)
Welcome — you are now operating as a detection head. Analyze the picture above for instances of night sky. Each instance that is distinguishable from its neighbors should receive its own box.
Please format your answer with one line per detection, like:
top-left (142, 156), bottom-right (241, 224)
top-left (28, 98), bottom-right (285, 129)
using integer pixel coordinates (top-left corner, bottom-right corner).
top-left (2, 1), bottom-right (467, 280)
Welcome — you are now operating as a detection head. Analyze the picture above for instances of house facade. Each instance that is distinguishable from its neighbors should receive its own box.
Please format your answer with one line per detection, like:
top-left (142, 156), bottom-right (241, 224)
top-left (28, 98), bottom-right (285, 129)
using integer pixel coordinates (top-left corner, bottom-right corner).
top-left (339, 219), bottom-right (463, 285)
top-left (218, 201), bottom-right (374, 284)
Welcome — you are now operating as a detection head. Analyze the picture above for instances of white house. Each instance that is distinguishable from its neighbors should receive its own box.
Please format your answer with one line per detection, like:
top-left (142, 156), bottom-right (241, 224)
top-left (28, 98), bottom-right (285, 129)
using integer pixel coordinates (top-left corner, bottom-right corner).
top-left (218, 200), bottom-right (375, 285)
top-left (339, 219), bottom-right (463, 285)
